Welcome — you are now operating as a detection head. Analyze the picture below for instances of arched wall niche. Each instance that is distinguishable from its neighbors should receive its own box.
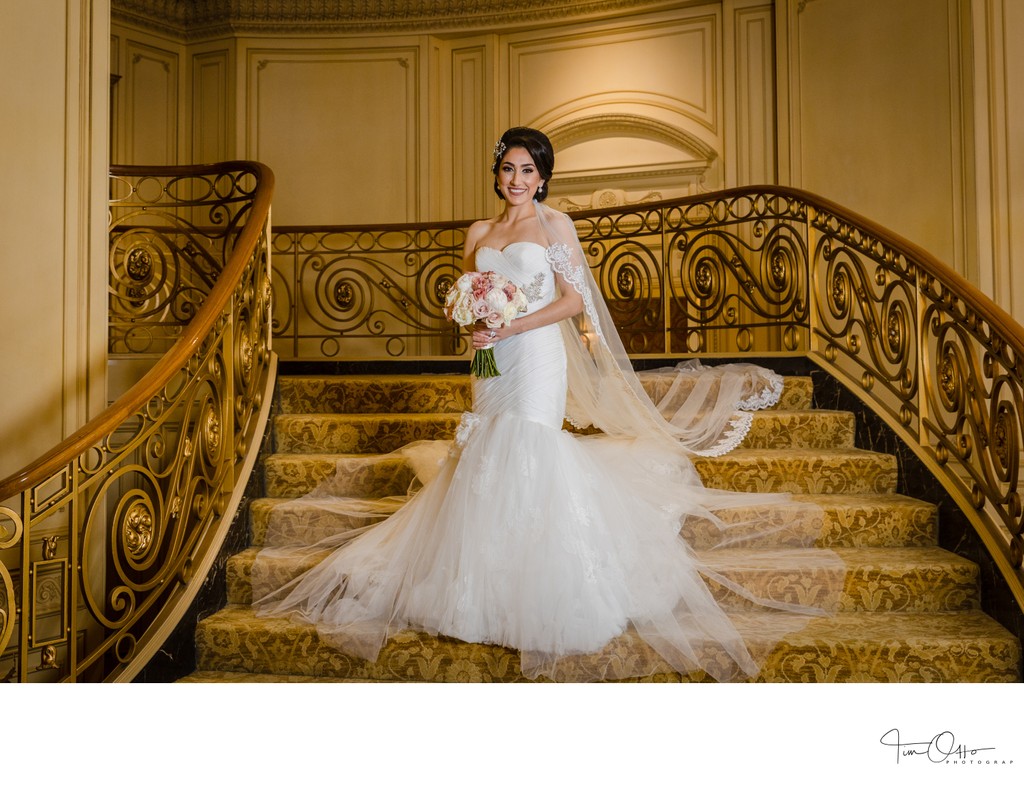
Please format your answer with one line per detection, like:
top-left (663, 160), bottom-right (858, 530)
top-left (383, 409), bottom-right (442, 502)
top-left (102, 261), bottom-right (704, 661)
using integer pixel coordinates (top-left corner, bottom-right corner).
top-left (542, 113), bottom-right (717, 211)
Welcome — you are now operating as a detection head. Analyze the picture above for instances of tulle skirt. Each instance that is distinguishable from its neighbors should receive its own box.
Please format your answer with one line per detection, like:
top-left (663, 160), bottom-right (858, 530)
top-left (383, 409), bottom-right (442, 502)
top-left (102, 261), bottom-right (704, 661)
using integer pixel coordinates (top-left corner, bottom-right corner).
top-left (254, 324), bottom-right (843, 681)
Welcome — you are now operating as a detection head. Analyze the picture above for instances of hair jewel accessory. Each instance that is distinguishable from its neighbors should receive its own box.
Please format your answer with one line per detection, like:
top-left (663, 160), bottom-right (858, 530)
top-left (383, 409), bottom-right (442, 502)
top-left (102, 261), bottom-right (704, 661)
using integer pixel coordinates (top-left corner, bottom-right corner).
top-left (492, 139), bottom-right (507, 167)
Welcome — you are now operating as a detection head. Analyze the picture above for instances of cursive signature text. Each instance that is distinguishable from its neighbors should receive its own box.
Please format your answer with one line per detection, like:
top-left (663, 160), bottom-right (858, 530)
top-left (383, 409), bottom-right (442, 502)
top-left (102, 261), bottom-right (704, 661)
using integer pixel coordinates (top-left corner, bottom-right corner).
top-left (880, 729), bottom-right (999, 764)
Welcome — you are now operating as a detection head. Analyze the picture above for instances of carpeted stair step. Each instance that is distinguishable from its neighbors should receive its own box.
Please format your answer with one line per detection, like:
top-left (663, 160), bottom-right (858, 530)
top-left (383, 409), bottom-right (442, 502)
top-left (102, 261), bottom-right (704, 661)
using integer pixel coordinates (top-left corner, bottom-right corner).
top-left (247, 493), bottom-right (938, 550)
top-left (272, 409), bottom-right (855, 454)
top-left (249, 496), bottom-right (388, 547)
top-left (736, 409), bottom-right (854, 449)
top-left (262, 447), bottom-right (898, 499)
top-left (224, 545), bottom-right (978, 614)
top-left (274, 412), bottom-right (461, 454)
top-left (277, 373), bottom-right (815, 415)
top-left (691, 448), bottom-right (897, 495)
top-left (700, 546), bottom-right (980, 612)
top-left (177, 671), bottom-right (376, 683)
top-left (278, 375), bottom-right (473, 415)
top-left (194, 604), bottom-right (1021, 683)
top-left (264, 453), bottom-right (413, 499)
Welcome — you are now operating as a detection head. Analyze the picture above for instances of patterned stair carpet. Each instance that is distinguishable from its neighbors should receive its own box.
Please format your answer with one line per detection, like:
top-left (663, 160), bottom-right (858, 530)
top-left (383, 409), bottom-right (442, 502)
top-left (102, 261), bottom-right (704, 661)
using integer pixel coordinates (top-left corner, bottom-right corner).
top-left (182, 373), bottom-right (1023, 683)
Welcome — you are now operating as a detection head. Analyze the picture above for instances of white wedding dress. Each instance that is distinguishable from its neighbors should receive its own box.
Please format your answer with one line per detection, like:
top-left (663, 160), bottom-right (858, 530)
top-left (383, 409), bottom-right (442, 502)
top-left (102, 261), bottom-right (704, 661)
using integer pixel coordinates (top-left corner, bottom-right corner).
top-left (254, 234), bottom-right (843, 682)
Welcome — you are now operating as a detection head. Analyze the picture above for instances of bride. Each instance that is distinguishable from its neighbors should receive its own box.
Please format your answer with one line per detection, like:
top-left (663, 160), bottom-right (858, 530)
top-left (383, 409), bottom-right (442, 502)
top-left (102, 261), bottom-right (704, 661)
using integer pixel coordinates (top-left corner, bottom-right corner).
top-left (254, 127), bottom-right (843, 682)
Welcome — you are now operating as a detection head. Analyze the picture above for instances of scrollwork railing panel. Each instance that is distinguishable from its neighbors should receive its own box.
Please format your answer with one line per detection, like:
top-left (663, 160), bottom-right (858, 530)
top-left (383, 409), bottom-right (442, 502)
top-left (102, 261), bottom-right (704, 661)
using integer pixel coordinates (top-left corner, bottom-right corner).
top-left (108, 168), bottom-right (260, 355)
top-left (272, 190), bottom-right (813, 360)
top-left (268, 187), bottom-right (1023, 607)
top-left (272, 226), bottom-right (464, 359)
top-left (0, 161), bottom-right (274, 681)
top-left (801, 191), bottom-right (1024, 595)
top-left (920, 269), bottom-right (1024, 561)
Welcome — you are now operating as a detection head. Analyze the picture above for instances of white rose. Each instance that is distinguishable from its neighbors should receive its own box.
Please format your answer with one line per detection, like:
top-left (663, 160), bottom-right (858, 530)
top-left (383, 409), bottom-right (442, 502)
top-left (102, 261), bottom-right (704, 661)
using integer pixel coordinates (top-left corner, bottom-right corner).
top-left (484, 288), bottom-right (508, 314)
top-left (453, 300), bottom-right (474, 325)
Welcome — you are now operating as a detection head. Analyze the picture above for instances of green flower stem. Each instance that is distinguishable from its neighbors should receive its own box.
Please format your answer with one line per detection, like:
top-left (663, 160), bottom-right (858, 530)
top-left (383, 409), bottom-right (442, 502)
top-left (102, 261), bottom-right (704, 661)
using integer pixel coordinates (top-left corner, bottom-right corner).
top-left (471, 347), bottom-right (500, 378)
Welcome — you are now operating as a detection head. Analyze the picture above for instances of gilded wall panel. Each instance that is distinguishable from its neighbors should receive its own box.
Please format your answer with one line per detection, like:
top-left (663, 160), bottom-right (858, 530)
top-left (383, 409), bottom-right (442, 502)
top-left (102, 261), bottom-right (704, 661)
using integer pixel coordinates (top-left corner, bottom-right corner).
top-left (966, 0), bottom-right (1024, 322)
top-left (451, 43), bottom-right (496, 219)
top-left (247, 47), bottom-right (421, 225)
top-left (501, 11), bottom-right (724, 210)
top-left (507, 14), bottom-right (719, 135)
top-left (192, 47), bottom-right (231, 163)
top-left (1006, 0), bottom-right (1024, 321)
top-left (123, 40), bottom-right (179, 164)
top-left (789, 0), bottom-right (960, 270)
top-left (0, 1), bottom-right (109, 482)
top-left (727, 4), bottom-right (775, 185)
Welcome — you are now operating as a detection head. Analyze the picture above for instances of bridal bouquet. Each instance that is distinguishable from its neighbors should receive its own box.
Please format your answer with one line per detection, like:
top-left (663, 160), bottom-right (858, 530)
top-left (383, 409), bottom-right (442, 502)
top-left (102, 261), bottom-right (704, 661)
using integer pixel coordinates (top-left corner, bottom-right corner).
top-left (444, 270), bottom-right (527, 377)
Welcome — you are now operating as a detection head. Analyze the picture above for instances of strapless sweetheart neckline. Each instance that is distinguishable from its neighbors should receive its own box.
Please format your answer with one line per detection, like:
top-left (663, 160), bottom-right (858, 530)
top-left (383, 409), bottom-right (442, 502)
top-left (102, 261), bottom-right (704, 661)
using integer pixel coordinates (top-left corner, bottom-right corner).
top-left (477, 241), bottom-right (548, 255)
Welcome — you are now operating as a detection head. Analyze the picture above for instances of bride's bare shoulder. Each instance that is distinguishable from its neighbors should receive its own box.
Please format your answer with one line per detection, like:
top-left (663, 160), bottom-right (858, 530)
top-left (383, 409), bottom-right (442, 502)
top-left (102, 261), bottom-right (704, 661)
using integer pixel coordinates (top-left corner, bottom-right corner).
top-left (464, 218), bottom-right (498, 256)
top-left (466, 218), bottom-right (496, 241)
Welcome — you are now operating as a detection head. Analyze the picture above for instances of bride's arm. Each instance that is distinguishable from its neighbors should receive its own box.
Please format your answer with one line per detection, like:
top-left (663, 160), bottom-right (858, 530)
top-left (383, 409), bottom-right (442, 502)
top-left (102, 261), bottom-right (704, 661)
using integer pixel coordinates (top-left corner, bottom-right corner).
top-left (461, 220), bottom-right (489, 273)
top-left (471, 271), bottom-right (583, 348)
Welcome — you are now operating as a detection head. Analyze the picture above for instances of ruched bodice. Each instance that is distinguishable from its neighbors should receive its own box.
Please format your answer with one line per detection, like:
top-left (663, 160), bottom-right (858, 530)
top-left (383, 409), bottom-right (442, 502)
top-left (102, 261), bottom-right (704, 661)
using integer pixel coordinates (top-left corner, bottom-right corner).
top-left (472, 243), bottom-right (566, 430)
top-left (476, 242), bottom-right (557, 311)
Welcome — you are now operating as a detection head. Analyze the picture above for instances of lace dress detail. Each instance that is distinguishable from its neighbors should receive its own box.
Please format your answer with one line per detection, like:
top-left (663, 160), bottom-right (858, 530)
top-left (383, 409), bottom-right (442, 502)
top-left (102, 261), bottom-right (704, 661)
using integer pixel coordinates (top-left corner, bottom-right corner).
top-left (546, 243), bottom-right (605, 340)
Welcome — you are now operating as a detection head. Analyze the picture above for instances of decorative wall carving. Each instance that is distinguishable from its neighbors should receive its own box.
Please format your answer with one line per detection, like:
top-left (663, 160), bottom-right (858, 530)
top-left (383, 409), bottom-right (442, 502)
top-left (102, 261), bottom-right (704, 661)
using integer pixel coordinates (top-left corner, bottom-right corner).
top-left (547, 113), bottom-right (717, 160)
top-left (111, 0), bottom-right (691, 37)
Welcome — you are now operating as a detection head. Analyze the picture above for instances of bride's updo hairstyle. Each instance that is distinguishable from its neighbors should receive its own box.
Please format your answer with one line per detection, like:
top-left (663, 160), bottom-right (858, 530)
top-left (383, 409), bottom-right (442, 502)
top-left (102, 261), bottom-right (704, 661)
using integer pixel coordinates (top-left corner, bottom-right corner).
top-left (492, 127), bottom-right (554, 202)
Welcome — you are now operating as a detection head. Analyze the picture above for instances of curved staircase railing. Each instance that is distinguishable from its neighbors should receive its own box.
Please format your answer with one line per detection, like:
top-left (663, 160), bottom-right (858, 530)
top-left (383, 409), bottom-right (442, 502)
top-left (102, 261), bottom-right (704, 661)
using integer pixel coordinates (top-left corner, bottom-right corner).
top-left (0, 161), bottom-right (275, 682)
top-left (271, 187), bottom-right (1024, 611)
top-left (4, 174), bottom-right (1019, 681)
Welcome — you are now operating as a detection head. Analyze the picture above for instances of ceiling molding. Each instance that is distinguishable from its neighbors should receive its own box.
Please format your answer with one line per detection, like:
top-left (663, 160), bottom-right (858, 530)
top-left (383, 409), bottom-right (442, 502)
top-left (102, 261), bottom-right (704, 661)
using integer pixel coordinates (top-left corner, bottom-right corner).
top-left (110, 0), bottom-right (699, 39)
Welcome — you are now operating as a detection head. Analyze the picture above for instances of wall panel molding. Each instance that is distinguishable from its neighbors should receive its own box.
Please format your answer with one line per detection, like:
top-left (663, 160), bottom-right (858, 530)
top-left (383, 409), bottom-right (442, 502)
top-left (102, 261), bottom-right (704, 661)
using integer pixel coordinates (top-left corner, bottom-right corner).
top-left (724, 3), bottom-right (775, 186)
top-left (966, 0), bottom-right (1015, 312)
top-left (507, 14), bottom-right (719, 136)
top-left (246, 46), bottom-right (422, 224)
top-left (191, 47), bottom-right (231, 163)
top-left (0, 0), bottom-right (110, 478)
top-left (450, 42), bottom-right (496, 220)
top-left (111, 2), bottom-right (777, 222)
top-left (123, 39), bottom-right (179, 163)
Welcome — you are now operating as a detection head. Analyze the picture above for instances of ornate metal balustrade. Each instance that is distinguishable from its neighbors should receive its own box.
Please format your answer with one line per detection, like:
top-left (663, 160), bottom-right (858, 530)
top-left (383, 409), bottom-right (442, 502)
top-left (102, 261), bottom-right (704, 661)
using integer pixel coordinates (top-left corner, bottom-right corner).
top-left (271, 188), bottom-right (1024, 607)
top-left (272, 224), bottom-right (465, 360)
top-left (271, 192), bottom-right (811, 361)
top-left (0, 162), bottom-right (275, 682)
top-left (5, 178), bottom-right (1021, 681)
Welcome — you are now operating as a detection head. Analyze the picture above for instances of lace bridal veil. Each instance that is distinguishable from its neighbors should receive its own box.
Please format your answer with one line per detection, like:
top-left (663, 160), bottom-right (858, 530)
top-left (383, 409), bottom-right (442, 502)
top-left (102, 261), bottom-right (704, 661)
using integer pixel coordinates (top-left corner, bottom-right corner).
top-left (533, 200), bottom-right (787, 455)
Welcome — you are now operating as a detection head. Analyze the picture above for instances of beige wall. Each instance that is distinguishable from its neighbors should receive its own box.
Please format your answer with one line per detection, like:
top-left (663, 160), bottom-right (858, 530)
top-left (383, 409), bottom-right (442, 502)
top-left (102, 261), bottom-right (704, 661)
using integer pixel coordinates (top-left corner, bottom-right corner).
top-left (778, 0), bottom-right (1024, 322)
top-left (779, 0), bottom-right (965, 268)
top-left (111, 2), bottom-right (781, 225)
top-left (111, 0), bottom-right (1024, 304)
top-left (0, 0), bottom-right (109, 481)
top-left (965, 0), bottom-right (1024, 317)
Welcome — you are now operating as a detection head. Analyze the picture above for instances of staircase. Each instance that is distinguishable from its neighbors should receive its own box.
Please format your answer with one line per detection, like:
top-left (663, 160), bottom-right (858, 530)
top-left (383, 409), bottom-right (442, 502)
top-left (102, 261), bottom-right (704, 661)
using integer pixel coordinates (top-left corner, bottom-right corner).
top-left (181, 371), bottom-right (1022, 683)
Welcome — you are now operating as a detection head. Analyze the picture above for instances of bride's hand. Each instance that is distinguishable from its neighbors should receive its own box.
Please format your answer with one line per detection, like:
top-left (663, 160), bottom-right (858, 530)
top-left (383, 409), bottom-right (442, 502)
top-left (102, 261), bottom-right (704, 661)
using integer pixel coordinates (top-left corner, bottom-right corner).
top-left (471, 324), bottom-right (503, 349)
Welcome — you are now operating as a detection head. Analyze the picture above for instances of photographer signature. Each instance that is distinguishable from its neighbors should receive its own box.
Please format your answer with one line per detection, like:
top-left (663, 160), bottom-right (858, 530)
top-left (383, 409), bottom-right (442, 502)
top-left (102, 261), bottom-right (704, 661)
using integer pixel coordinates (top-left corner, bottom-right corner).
top-left (880, 729), bottom-right (999, 764)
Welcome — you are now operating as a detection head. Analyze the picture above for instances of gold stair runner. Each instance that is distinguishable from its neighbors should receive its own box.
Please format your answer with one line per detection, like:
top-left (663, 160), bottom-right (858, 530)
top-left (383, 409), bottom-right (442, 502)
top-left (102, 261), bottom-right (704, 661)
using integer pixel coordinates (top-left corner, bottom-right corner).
top-left (185, 374), bottom-right (1023, 683)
